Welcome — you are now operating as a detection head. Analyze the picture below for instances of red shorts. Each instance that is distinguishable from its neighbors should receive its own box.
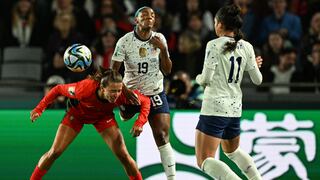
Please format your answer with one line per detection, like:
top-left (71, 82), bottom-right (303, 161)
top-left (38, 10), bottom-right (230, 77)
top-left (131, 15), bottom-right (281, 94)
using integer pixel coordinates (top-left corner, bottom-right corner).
top-left (61, 113), bottom-right (117, 133)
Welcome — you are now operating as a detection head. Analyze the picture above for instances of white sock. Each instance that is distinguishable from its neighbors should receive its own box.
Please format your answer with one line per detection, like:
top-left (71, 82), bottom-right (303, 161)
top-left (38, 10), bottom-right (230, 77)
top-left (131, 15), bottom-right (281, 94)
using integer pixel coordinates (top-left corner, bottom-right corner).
top-left (224, 147), bottom-right (262, 180)
top-left (159, 143), bottom-right (176, 180)
top-left (201, 157), bottom-right (241, 180)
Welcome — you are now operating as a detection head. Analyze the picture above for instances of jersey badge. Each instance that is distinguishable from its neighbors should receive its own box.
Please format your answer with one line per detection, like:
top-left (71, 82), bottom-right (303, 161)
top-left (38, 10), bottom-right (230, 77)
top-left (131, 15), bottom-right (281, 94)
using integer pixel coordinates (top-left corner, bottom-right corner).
top-left (139, 47), bottom-right (147, 57)
top-left (68, 87), bottom-right (75, 96)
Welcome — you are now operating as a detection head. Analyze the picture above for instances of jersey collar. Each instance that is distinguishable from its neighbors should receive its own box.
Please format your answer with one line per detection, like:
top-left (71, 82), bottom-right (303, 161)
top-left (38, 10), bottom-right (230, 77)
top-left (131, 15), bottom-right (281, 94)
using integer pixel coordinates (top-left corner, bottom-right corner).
top-left (134, 29), bottom-right (152, 42)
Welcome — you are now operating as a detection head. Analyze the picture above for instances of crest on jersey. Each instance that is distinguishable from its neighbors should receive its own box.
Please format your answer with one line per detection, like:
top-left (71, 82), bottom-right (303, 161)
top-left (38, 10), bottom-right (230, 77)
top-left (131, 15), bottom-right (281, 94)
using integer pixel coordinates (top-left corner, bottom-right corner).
top-left (68, 86), bottom-right (75, 96)
top-left (139, 47), bottom-right (147, 57)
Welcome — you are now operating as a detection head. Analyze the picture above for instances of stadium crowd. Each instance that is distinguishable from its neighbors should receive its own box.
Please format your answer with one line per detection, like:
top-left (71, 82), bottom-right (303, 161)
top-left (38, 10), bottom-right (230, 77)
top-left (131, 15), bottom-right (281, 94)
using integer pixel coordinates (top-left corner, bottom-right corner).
top-left (0, 0), bottom-right (319, 109)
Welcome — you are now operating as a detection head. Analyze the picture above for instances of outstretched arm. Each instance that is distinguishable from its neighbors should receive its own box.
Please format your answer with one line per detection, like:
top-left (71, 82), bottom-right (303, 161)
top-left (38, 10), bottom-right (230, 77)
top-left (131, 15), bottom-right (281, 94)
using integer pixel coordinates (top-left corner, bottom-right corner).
top-left (31, 83), bottom-right (78, 122)
top-left (130, 91), bottom-right (150, 137)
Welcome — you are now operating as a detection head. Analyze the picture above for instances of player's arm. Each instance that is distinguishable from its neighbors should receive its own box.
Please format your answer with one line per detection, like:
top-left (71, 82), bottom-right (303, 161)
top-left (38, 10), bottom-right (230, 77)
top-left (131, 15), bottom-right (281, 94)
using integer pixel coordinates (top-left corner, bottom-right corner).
top-left (110, 38), bottom-right (140, 105)
top-left (111, 37), bottom-right (125, 72)
top-left (246, 44), bottom-right (263, 85)
top-left (150, 35), bottom-right (172, 75)
top-left (196, 66), bottom-right (216, 87)
top-left (30, 83), bottom-right (78, 122)
top-left (130, 90), bottom-right (151, 137)
top-left (196, 42), bottom-right (217, 86)
top-left (248, 65), bottom-right (263, 85)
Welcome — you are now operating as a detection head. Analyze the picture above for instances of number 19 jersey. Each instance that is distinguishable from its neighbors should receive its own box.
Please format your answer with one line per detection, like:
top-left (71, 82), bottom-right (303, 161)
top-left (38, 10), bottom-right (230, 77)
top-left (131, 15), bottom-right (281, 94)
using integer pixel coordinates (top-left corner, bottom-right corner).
top-left (112, 31), bottom-right (169, 96)
top-left (200, 37), bottom-right (260, 117)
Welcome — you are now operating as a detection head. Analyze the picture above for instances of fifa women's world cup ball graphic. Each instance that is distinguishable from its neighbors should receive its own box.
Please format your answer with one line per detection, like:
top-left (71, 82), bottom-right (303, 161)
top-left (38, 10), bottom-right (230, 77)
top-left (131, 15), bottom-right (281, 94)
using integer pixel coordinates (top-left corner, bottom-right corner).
top-left (63, 44), bottom-right (92, 72)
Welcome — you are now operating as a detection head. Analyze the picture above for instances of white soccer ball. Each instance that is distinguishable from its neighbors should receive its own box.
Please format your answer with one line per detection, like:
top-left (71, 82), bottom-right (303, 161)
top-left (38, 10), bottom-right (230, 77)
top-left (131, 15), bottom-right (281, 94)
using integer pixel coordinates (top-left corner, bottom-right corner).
top-left (63, 44), bottom-right (92, 72)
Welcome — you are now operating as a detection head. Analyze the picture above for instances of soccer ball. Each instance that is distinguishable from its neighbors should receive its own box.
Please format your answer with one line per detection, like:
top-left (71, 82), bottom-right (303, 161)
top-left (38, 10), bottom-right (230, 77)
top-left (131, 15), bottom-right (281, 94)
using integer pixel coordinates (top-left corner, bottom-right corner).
top-left (63, 44), bottom-right (92, 72)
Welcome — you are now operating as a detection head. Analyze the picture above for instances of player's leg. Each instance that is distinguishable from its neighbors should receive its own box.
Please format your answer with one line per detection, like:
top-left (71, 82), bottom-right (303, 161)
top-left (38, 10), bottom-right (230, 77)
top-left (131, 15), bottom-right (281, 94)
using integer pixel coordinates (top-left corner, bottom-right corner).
top-left (195, 115), bottom-right (241, 180)
top-left (195, 130), bottom-right (241, 180)
top-left (221, 118), bottom-right (262, 180)
top-left (99, 123), bottom-right (142, 180)
top-left (149, 91), bottom-right (176, 179)
top-left (30, 122), bottom-right (81, 180)
top-left (149, 113), bottom-right (175, 179)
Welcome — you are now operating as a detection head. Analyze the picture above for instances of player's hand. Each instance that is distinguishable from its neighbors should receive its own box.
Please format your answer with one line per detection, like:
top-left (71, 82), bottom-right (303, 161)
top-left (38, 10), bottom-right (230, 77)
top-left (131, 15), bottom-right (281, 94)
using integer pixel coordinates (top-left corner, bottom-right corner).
top-left (30, 110), bottom-right (40, 123)
top-left (149, 36), bottom-right (166, 51)
top-left (123, 85), bottom-right (140, 105)
top-left (130, 125), bottom-right (143, 137)
top-left (256, 56), bottom-right (263, 68)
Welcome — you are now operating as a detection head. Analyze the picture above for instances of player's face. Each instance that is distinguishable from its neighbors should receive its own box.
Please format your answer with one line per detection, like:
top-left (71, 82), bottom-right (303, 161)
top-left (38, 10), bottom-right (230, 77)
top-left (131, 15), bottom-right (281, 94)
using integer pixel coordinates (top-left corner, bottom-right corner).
top-left (136, 8), bottom-right (155, 29)
top-left (101, 82), bottom-right (123, 103)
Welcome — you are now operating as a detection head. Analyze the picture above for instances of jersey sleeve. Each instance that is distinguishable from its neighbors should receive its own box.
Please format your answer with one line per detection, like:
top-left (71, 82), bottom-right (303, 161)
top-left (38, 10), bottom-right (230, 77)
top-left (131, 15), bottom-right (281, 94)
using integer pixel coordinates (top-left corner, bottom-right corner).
top-left (112, 37), bottom-right (126, 62)
top-left (133, 90), bottom-right (150, 127)
top-left (245, 43), bottom-right (263, 85)
top-left (244, 43), bottom-right (258, 71)
top-left (33, 82), bottom-right (79, 115)
top-left (156, 32), bottom-right (170, 57)
top-left (196, 42), bottom-right (218, 86)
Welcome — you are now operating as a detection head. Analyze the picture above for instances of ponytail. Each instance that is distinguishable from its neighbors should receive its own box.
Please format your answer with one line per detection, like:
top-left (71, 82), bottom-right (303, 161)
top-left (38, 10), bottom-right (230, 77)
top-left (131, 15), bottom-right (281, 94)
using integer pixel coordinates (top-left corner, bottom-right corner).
top-left (216, 4), bottom-right (244, 53)
top-left (223, 29), bottom-right (244, 53)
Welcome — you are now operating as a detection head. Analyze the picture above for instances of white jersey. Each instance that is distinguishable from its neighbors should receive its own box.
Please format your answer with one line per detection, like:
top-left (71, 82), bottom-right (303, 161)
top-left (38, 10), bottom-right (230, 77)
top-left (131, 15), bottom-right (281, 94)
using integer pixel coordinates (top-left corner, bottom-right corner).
top-left (196, 37), bottom-right (262, 117)
top-left (112, 31), bottom-right (169, 96)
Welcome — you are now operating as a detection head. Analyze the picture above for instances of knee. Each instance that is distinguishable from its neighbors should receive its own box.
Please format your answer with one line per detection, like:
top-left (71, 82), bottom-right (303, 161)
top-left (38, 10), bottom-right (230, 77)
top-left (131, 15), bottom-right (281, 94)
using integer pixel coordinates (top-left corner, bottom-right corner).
top-left (47, 148), bottom-right (63, 159)
top-left (153, 129), bottom-right (169, 145)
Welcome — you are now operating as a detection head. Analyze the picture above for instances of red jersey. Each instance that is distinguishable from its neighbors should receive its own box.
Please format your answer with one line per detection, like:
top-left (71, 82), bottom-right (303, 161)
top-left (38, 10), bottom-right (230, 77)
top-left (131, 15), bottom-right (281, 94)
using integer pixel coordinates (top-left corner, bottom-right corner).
top-left (33, 79), bottom-right (150, 127)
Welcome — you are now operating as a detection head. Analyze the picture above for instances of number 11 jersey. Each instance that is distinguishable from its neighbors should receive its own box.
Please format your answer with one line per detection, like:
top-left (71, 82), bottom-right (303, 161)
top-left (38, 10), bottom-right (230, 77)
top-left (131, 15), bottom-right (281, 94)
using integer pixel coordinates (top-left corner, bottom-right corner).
top-left (199, 36), bottom-right (261, 117)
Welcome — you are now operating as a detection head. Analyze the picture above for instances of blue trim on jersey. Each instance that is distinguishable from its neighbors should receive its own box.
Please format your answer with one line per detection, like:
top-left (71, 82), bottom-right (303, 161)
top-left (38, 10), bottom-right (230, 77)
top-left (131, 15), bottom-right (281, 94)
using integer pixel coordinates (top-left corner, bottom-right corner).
top-left (196, 115), bottom-right (240, 139)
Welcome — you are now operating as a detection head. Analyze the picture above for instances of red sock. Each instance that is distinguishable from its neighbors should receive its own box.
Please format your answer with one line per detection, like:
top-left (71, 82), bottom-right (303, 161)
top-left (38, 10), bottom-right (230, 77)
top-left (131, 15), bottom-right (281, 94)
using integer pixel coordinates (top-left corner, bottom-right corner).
top-left (30, 166), bottom-right (47, 180)
top-left (129, 171), bottom-right (143, 180)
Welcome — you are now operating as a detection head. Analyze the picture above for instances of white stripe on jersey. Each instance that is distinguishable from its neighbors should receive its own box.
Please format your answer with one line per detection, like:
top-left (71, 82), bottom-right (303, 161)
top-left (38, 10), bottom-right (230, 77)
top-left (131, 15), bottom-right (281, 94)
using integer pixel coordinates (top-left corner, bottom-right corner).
top-left (112, 31), bottom-right (169, 96)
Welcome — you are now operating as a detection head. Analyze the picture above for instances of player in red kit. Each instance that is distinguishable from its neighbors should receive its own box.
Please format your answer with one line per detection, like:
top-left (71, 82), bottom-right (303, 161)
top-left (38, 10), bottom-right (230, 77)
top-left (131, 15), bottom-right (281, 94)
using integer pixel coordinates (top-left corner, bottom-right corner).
top-left (30, 69), bottom-right (150, 180)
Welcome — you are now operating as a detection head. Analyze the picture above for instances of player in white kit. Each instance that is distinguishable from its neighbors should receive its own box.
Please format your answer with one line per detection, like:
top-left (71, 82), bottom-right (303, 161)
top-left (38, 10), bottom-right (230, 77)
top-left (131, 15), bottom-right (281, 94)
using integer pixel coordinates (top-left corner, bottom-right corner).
top-left (195, 4), bottom-right (263, 180)
top-left (111, 7), bottom-right (175, 180)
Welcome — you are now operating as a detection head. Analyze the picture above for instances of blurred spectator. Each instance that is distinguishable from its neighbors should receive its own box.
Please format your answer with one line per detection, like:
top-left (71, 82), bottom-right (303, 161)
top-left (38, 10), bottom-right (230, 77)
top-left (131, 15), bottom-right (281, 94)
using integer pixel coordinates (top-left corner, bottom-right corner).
top-left (300, 41), bottom-right (320, 92)
top-left (44, 75), bottom-right (67, 109)
top-left (151, 0), bottom-right (176, 51)
top-left (261, 31), bottom-right (292, 76)
top-left (98, 15), bottom-right (118, 35)
top-left (151, 0), bottom-right (174, 32)
top-left (288, 0), bottom-right (308, 32)
top-left (172, 31), bottom-right (202, 78)
top-left (301, 12), bottom-right (320, 58)
top-left (186, 12), bottom-right (213, 44)
top-left (174, 0), bottom-right (214, 32)
top-left (3, 0), bottom-right (43, 47)
top-left (152, 10), bottom-right (177, 51)
top-left (94, 0), bottom-right (132, 37)
top-left (45, 12), bottom-right (86, 81)
top-left (91, 30), bottom-right (118, 69)
top-left (231, 0), bottom-right (259, 44)
top-left (50, 0), bottom-right (95, 42)
top-left (266, 47), bottom-right (301, 94)
top-left (259, 0), bottom-right (302, 47)
top-left (167, 71), bottom-right (203, 109)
